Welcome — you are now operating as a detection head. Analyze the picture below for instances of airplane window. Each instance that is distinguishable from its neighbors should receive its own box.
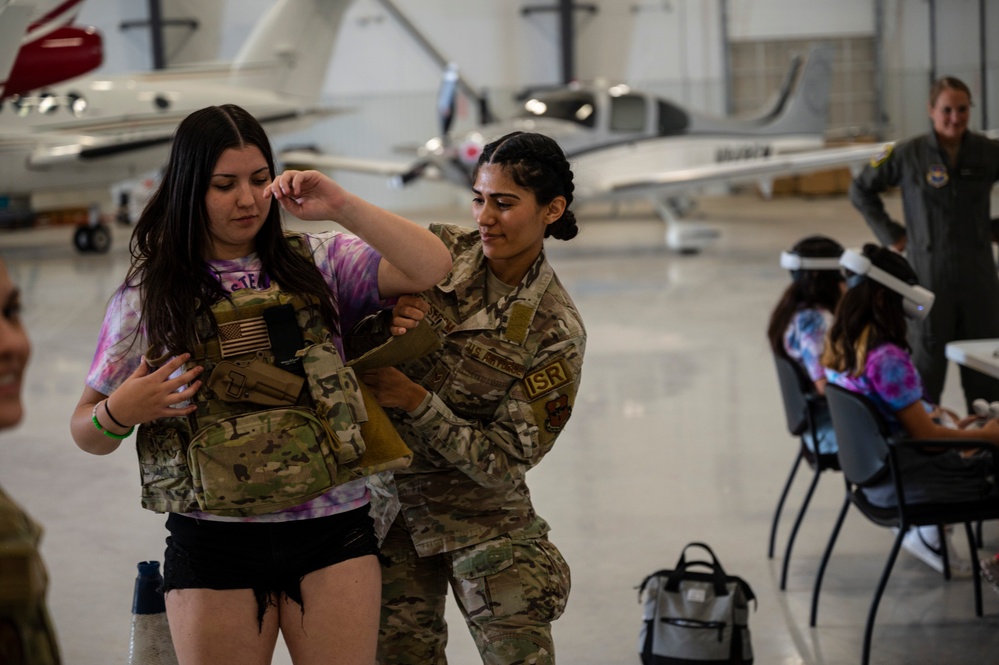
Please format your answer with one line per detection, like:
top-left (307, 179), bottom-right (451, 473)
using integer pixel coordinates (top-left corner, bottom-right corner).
top-left (657, 101), bottom-right (690, 136)
top-left (68, 93), bottom-right (87, 116)
top-left (516, 90), bottom-right (597, 128)
top-left (609, 94), bottom-right (646, 133)
top-left (38, 93), bottom-right (58, 115)
top-left (11, 96), bottom-right (30, 118)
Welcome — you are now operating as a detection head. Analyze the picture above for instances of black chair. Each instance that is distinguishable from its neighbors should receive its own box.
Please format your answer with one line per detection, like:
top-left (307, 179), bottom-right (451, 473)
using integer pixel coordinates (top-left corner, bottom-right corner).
top-left (811, 384), bottom-right (999, 665)
top-left (768, 354), bottom-right (840, 590)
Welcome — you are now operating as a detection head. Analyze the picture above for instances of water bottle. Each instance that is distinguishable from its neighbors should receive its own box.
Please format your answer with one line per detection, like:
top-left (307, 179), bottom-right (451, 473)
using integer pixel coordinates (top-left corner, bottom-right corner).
top-left (128, 560), bottom-right (179, 665)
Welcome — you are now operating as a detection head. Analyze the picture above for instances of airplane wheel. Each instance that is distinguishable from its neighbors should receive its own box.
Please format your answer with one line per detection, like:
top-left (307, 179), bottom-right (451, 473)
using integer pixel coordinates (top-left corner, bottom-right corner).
top-left (89, 225), bottom-right (112, 253)
top-left (73, 226), bottom-right (92, 252)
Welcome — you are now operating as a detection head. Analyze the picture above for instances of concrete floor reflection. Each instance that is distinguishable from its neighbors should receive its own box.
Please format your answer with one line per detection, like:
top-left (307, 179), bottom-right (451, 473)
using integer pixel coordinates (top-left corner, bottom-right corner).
top-left (2, 191), bottom-right (998, 664)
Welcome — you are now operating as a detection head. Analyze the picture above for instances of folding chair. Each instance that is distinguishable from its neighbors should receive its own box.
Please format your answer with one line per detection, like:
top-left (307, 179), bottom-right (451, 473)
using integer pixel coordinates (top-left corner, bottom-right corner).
top-left (768, 353), bottom-right (840, 590)
top-left (811, 384), bottom-right (999, 665)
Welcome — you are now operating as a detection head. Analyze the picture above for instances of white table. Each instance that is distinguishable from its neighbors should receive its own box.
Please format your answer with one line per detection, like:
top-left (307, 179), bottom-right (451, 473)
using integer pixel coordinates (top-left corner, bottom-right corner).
top-left (945, 339), bottom-right (999, 380)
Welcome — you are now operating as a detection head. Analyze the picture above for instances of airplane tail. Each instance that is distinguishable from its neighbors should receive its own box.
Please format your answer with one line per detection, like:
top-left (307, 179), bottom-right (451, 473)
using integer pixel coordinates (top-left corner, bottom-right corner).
top-left (229, 0), bottom-right (353, 104)
top-left (755, 43), bottom-right (834, 136)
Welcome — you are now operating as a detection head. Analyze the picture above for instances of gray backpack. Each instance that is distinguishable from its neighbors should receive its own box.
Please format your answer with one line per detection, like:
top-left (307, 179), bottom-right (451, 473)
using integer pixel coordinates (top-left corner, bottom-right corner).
top-left (638, 542), bottom-right (756, 664)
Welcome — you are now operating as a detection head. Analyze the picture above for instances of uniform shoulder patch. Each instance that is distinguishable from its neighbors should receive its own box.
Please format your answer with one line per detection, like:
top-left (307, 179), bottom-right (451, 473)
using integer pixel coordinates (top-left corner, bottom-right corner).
top-left (522, 358), bottom-right (572, 401)
top-left (870, 144), bottom-right (892, 168)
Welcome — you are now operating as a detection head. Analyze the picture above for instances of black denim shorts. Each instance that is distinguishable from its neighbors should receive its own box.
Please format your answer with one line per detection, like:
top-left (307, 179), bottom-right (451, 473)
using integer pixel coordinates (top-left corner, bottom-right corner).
top-left (163, 506), bottom-right (379, 628)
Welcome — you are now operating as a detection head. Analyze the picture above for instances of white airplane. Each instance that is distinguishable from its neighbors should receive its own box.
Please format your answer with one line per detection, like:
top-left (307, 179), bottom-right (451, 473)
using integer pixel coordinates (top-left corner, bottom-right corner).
top-left (0, 0), bottom-right (354, 252)
top-left (284, 44), bottom-right (886, 252)
top-left (1, 0), bottom-right (103, 100)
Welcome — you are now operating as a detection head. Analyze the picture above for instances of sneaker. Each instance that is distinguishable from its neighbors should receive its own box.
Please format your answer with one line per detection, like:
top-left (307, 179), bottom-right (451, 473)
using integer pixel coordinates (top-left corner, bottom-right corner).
top-left (981, 554), bottom-right (999, 596)
top-left (901, 527), bottom-right (973, 578)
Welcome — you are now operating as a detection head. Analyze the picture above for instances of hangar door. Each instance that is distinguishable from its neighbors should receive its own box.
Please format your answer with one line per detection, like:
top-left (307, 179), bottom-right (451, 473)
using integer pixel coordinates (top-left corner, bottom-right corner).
top-left (730, 38), bottom-right (877, 140)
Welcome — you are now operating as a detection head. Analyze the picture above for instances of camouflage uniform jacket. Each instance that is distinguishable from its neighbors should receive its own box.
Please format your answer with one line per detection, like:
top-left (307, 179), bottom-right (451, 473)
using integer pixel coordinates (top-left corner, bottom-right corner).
top-left (0, 487), bottom-right (61, 664)
top-left (383, 223), bottom-right (586, 556)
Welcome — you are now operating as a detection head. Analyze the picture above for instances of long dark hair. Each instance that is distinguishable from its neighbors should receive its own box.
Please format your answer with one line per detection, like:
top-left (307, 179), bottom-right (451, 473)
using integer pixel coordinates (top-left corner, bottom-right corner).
top-left (474, 131), bottom-right (578, 241)
top-left (766, 235), bottom-right (844, 356)
top-left (823, 244), bottom-right (917, 375)
top-left (126, 104), bottom-right (340, 356)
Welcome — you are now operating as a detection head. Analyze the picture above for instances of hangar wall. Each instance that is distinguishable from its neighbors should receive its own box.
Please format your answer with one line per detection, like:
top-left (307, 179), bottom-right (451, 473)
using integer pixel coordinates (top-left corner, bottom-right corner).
top-left (73, 0), bottom-right (999, 210)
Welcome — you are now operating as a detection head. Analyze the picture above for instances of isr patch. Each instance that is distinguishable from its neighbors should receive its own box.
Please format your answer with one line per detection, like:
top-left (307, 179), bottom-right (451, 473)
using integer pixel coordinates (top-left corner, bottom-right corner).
top-left (523, 359), bottom-right (571, 400)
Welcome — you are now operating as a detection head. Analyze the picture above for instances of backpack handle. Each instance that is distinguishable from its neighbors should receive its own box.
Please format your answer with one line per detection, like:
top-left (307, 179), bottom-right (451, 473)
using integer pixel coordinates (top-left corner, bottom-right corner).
top-left (664, 542), bottom-right (730, 597)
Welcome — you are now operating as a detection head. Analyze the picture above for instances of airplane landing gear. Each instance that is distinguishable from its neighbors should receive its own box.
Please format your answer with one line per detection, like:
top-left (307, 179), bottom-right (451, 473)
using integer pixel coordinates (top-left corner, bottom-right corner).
top-left (653, 197), bottom-right (719, 254)
top-left (72, 203), bottom-right (111, 253)
top-left (73, 224), bottom-right (111, 253)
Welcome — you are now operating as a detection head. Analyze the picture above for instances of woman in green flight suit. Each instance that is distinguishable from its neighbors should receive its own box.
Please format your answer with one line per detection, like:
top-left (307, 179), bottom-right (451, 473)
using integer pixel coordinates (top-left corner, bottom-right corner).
top-left (850, 76), bottom-right (999, 408)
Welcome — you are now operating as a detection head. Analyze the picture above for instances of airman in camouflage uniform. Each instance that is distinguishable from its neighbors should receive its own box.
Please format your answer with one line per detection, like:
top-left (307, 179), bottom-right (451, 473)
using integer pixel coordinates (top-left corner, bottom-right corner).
top-left (0, 488), bottom-right (61, 665)
top-left (356, 130), bottom-right (587, 665)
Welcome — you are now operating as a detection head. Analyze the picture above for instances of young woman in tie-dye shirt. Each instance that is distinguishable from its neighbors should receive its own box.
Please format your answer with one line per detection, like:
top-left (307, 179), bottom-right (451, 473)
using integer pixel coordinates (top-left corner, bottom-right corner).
top-left (68, 105), bottom-right (452, 665)
top-left (767, 235), bottom-right (845, 454)
top-left (824, 244), bottom-right (999, 576)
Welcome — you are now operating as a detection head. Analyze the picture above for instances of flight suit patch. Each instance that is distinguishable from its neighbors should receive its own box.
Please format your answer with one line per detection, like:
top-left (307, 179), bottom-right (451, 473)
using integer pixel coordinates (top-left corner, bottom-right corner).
top-left (522, 359), bottom-right (571, 401)
top-left (870, 144), bottom-right (892, 167)
top-left (926, 164), bottom-right (948, 188)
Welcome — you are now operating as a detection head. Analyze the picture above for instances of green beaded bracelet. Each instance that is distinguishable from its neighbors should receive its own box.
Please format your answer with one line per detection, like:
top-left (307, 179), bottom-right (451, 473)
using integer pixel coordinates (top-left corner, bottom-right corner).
top-left (92, 401), bottom-right (134, 439)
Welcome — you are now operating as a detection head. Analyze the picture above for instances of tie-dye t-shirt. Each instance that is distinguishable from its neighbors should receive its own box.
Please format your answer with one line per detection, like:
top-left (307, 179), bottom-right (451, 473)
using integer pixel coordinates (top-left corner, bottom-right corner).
top-left (783, 307), bottom-right (833, 382)
top-left (825, 342), bottom-right (925, 435)
top-left (85, 231), bottom-right (384, 522)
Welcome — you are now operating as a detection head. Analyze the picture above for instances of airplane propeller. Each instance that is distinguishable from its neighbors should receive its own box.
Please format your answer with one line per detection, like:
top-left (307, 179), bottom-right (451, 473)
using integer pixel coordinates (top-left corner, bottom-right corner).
top-left (393, 62), bottom-right (482, 189)
top-left (437, 62), bottom-right (459, 137)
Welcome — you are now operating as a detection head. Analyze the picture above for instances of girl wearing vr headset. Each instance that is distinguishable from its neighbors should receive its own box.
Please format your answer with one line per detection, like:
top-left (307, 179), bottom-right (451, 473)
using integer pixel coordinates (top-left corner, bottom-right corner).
top-left (767, 235), bottom-right (846, 454)
top-left (824, 244), bottom-right (999, 577)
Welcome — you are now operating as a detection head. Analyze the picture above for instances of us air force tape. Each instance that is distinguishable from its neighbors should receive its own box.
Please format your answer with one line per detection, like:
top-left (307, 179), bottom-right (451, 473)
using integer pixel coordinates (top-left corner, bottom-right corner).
top-left (522, 358), bottom-right (575, 441)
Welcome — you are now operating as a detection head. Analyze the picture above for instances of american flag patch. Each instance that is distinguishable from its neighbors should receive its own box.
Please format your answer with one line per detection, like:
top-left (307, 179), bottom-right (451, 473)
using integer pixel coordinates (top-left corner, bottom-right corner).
top-left (218, 316), bottom-right (271, 358)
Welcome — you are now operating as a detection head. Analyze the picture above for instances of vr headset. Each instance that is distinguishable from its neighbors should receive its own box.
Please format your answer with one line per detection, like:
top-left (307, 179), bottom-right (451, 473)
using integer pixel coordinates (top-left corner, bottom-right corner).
top-left (779, 251), bottom-right (842, 271)
top-left (839, 248), bottom-right (935, 320)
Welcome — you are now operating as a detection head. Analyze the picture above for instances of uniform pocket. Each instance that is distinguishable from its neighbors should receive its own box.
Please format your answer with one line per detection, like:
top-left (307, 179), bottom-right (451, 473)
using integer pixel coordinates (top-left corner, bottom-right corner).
top-left (450, 535), bottom-right (570, 623)
top-left (451, 537), bottom-right (526, 619)
top-left (186, 407), bottom-right (337, 516)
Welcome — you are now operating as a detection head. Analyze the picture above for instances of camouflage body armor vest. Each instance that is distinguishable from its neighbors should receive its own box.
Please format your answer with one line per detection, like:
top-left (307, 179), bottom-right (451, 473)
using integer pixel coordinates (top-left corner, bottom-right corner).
top-left (135, 257), bottom-right (406, 516)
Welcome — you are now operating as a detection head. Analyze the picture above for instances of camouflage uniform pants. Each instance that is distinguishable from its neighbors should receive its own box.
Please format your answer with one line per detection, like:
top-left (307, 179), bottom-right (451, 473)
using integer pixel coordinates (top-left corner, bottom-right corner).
top-left (377, 520), bottom-right (570, 665)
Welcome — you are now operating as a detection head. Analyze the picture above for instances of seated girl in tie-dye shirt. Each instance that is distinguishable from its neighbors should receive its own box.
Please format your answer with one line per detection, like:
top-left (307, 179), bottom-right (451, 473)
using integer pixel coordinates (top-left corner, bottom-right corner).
top-left (824, 244), bottom-right (999, 577)
top-left (767, 235), bottom-right (845, 454)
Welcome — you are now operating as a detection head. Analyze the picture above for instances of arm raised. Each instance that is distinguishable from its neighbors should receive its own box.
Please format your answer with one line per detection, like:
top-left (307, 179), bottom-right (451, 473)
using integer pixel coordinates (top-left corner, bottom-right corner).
top-left (267, 170), bottom-right (451, 298)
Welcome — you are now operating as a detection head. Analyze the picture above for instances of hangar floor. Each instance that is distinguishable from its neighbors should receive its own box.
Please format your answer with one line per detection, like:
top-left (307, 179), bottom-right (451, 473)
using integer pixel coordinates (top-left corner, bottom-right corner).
top-left (2, 190), bottom-right (998, 665)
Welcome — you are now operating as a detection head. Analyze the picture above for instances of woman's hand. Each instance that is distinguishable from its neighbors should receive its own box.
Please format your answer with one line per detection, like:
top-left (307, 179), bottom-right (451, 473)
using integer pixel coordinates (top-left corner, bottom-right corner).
top-left (266, 170), bottom-right (350, 221)
top-left (361, 367), bottom-right (427, 412)
top-left (71, 354), bottom-right (203, 455)
top-left (390, 295), bottom-right (429, 336)
top-left (111, 353), bottom-right (203, 425)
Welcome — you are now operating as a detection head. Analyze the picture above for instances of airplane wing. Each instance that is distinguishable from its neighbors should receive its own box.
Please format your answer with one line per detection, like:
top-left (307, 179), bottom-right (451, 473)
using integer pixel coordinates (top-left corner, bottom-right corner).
top-left (607, 142), bottom-right (889, 197)
top-left (5, 108), bottom-right (339, 169)
top-left (279, 149), bottom-right (448, 181)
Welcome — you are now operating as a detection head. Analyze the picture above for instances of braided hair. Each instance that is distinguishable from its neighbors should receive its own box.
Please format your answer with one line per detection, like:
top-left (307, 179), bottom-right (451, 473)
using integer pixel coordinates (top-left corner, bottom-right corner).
top-left (474, 131), bottom-right (578, 241)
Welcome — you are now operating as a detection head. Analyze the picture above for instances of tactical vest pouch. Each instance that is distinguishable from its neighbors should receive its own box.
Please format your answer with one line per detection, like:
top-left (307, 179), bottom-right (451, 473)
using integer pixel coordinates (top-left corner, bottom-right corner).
top-left (300, 342), bottom-right (368, 467)
top-left (186, 406), bottom-right (338, 516)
